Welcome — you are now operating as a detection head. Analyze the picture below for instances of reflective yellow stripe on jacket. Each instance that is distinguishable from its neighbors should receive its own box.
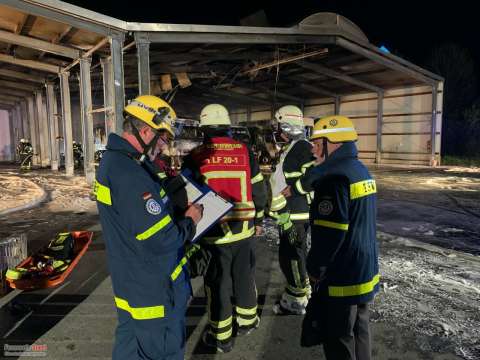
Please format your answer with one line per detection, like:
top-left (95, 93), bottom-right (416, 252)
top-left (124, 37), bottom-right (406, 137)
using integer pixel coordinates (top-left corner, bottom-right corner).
top-left (284, 171), bottom-right (302, 179)
top-left (203, 221), bottom-right (254, 245)
top-left (301, 160), bottom-right (316, 174)
top-left (94, 180), bottom-right (112, 205)
top-left (115, 297), bottom-right (165, 320)
top-left (251, 172), bottom-right (264, 184)
top-left (328, 274), bottom-right (380, 297)
top-left (313, 219), bottom-right (349, 231)
top-left (270, 194), bottom-right (287, 212)
top-left (350, 179), bottom-right (377, 200)
top-left (136, 215), bottom-right (172, 241)
top-left (170, 244), bottom-right (201, 281)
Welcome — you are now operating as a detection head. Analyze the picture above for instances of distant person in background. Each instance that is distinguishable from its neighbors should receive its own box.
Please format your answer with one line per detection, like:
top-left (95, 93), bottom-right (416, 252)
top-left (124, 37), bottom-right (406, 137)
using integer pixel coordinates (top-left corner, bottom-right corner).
top-left (17, 138), bottom-right (33, 171)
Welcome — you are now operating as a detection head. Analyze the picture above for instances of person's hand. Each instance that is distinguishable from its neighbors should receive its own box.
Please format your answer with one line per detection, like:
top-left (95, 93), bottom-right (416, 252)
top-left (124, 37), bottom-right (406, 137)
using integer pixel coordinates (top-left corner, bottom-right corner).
top-left (280, 186), bottom-right (292, 198)
top-left (255, 225), bottom-right (263, 236)
top-left (185, 204), bottom-right (203, 224)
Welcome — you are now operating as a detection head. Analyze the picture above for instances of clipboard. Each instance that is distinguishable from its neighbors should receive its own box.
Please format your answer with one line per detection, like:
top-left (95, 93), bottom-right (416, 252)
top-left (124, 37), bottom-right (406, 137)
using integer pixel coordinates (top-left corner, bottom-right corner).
top-left (181, 170), bottom-right (233, 242)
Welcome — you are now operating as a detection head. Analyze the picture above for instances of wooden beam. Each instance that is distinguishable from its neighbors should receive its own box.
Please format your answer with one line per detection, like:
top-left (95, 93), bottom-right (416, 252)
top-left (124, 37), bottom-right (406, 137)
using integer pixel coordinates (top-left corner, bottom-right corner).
top-left (0, 53), bottom-right (60, 73)
top-left (0, 88), bottom-right (34, 97)
top-left (5, 13), bottom-right (31, 54)
top-left (0, 79), bottom-right (41, 91)
top-left (0, 94), bottom-right (25, 102)
top-left (63, 37), bottom-right (108, 73)
top-left (0, 68), bottom-right (45, 83)
top-left (195, 85), bottom-right (271, 106)
top-left (0, 99), bottom-right (16, 106)
top-left (298, 61), bottom-right (383, 92)
top-left (0, 29), bottom-right (80, 58)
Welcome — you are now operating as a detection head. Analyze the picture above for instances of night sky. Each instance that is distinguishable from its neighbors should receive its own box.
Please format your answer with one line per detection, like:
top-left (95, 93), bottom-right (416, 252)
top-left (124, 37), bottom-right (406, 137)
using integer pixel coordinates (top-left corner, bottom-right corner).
top-left (67, 0), bottom-right (479, 67)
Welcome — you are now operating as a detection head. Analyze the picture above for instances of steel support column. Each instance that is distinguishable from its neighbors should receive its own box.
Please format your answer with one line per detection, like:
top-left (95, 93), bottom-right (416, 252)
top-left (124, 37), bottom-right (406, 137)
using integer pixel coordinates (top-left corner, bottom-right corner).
top-left (20, 101), bottom-right (30, 141)
top-left (135, 33), bottom-right (151, 95)
top-left (110, 33), bottom-right (125, 134)
top-left (334, 96), bottom-right (341, 114)
top-left (27, 97), bottom-right (40, 166)
top-left (34, 90), bottom-right (46, 166)
top-left (79, 58), bottom-right (95, 184)
top-left (101, 57), bottom-right (115, 136)
top-left (430, 84), bottom-right (438, 166)
top-left (60, 72), bottom-right (74, 176)
top-left (15, 104), bottom-right (24, 140)
top-left (46, 83), bottom-right (59, 170)
top-left (375, 91), bottom-right (384, 164)
top-left (8, 111), bottom-right (15, 162)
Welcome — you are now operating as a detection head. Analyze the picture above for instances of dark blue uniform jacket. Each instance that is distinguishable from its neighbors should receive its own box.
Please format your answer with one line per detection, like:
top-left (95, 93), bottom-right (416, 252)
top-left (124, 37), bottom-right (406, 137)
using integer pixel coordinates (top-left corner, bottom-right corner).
top-left (306, 142), bottom-right (379, 305)
top-left (95, 133), bottom-right (196, 323)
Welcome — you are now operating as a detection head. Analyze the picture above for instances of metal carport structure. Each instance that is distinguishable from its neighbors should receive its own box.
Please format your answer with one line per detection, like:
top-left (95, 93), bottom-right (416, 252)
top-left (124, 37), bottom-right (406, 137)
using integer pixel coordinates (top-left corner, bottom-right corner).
top-left (0, 0), bottom-right (444, 183)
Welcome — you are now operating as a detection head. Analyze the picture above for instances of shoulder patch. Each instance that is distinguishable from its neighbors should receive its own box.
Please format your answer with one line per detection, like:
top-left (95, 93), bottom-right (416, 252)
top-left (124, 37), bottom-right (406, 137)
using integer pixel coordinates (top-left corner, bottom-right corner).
top-left (145, 198), bottom-right (162, 215)
top-left (318, 199), bottom-right (333, 216)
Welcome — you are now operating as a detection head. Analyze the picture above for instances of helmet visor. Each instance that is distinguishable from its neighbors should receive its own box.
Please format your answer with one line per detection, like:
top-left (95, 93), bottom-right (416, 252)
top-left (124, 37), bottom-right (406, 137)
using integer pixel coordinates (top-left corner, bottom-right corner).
top-left (279, 122), bottom-right (304, 137)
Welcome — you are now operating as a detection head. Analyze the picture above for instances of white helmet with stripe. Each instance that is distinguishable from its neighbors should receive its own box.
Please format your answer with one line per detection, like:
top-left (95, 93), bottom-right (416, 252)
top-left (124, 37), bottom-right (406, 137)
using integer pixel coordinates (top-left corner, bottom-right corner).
top-left (275, 105), bottom-right (305, 139)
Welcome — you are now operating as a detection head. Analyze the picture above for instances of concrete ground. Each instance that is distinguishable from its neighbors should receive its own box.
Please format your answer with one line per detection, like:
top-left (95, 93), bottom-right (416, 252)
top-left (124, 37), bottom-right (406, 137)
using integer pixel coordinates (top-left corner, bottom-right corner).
top-left (0, 224), bottom-right (464, 360)
top-left (1, 164), bottom-right (478, 359)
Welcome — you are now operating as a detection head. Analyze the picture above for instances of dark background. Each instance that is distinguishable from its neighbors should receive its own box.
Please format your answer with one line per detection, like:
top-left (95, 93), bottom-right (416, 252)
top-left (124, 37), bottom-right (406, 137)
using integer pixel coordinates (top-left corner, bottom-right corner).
top-left (67, 0), bottom-right (480, 159)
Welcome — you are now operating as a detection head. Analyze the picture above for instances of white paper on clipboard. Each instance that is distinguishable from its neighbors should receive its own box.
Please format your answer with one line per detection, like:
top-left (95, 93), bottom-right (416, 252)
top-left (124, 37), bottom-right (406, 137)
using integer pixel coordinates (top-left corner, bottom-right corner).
top-left (181, 173), bottom-right (233, 242)
top-left (191, 191), bottom-right (232, 242)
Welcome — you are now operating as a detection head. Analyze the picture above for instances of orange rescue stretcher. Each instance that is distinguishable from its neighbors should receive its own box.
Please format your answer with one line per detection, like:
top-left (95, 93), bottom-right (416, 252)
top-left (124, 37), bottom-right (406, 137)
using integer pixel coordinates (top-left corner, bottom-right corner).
top-left (5, 231), bottom-right (93, 291)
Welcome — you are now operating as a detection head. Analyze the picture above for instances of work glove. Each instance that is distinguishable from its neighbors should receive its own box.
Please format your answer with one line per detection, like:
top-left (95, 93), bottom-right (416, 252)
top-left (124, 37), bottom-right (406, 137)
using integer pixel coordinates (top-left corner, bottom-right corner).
top-left (277, 213), bottom-right (297, 245)
top-left (184, 243), bottom-right (212, 279)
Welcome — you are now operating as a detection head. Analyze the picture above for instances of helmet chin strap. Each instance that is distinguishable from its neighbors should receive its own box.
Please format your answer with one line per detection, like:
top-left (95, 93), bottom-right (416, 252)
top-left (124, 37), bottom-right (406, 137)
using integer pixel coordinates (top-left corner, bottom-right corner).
top-left (128, 118), bottom-right (161, 163)
top-left (320, 138), bottom-right (329, 160)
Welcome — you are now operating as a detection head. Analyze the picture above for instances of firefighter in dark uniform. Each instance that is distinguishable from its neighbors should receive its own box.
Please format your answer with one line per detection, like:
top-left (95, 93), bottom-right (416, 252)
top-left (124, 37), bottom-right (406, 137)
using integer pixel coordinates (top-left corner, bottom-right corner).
top-left (269, 105), bottom-right (315, 315)
top-left (183, 103), bottom-right (267, 353)
top-left (17, 138), bottom-right (33, 170)
top-left (299, 115), bottom-right (379, 360)
top-left (94, 95), bottom-right (203, 360)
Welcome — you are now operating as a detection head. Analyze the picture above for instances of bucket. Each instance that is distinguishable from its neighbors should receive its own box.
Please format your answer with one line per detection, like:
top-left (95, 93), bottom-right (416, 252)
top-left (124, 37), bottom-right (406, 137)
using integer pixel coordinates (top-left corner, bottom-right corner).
top-left (0, 233), bottom-right (27, 294)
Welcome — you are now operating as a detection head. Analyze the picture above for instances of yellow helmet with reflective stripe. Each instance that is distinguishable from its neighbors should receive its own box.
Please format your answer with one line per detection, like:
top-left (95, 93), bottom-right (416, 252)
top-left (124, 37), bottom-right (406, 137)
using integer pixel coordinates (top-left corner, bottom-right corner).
top-left (124, 95), bottom-right (177, 137)
top-left (310, 115), bottom-right (358, 143)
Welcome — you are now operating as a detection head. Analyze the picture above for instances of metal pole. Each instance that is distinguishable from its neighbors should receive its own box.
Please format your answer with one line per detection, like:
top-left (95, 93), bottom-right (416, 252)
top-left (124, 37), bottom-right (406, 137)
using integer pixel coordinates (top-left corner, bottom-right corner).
top-left (27, 97), bottom-right (40, 166)
top-left (375, 91), bottom-right (384, 164)
top-left (15, 104), bottom-right (24, 140)
top-left (334, 96), bottom-right (341, 114)
top-left (46, 82), bottom-right (59, 170)
top-left (110, 33), bottom-right (125, 134)
top-left (60, 72), bottom-right (74, 176)
top-left (34, 90), bottom-right (45, 166)
top-left (52, 89), bottom-right (61, 167)
top-left (8, 111), bottom-right (15, 162)
top-left (41, 90), bottom-right (51, 167)
top-left (101, 57), bottom-right (115, 136)
top-left (20, 101), bottom-right (30, 141)
top-left (135, 34), bottom-right (151, 95)
top-left (430, 84), bottom-right (438, 166)
top-left (79, 58), bottom-right (95, 184)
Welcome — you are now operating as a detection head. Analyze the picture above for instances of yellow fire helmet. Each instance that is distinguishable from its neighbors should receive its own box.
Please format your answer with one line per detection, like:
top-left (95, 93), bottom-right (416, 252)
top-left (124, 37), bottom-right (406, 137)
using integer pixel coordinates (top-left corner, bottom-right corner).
top-left (310, 115), bottom-right (358, 143)
top-left (124, 95), bottom-right (177, 137)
